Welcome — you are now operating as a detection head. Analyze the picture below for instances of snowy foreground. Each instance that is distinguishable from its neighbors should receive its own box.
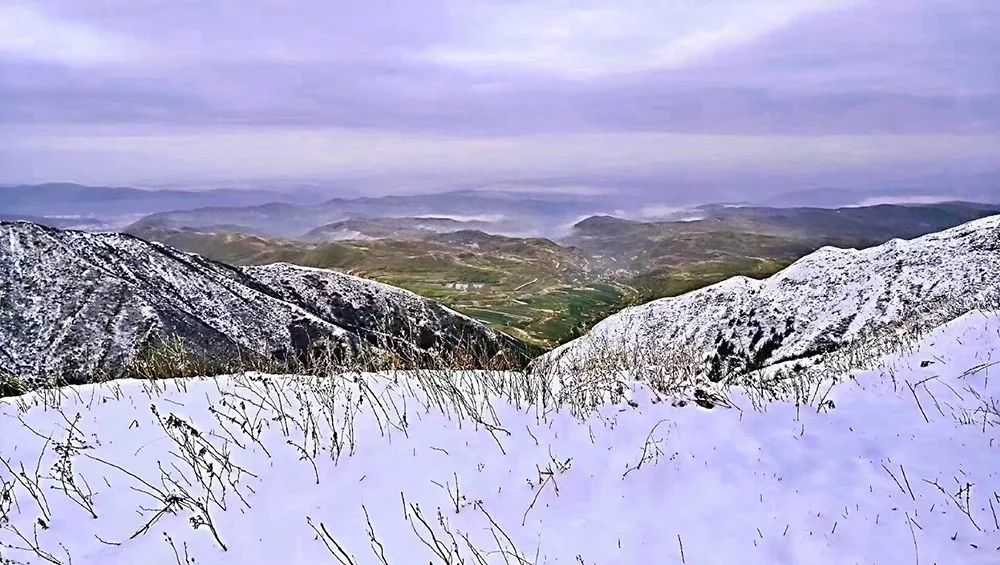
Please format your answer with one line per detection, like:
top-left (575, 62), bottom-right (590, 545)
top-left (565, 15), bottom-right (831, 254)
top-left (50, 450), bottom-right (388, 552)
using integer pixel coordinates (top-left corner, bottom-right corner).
top-left (2, 312), bottom-right (999, 564)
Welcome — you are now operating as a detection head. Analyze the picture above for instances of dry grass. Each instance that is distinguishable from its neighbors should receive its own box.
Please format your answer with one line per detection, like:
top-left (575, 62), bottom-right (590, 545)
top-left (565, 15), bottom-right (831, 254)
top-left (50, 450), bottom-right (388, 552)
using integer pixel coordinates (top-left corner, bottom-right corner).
top-left (1, 290), bottom-right (997, 563)
top-left (0, 365), bottom-right (553, 563)
top-left (529, 290), bottom-right (1000, 415)
top-left (734, 290), bottom-right (1000, 411)
top-left (0, 369), bottom-right (27, 398)
top-left (2, 320), bottom-right (529, 400)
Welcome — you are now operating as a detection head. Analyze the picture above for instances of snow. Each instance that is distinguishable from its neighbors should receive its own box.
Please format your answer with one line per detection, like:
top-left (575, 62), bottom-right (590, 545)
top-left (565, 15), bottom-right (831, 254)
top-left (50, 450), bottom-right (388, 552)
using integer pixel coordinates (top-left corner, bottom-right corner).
top-left (2, 309), bottom-right (998, 564)
top-left (539, 214), bottom-right (1000, 379)
top-left (0, 222), bottom-right (512, 385)
top-left (247, 261), bottom-right (467, 318)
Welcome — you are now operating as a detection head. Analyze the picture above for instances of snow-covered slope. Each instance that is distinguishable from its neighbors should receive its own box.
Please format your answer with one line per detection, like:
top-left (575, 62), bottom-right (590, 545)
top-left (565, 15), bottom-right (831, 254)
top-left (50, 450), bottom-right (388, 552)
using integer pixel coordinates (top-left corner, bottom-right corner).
top-left (0, 310), bottom-right (997, 564)
top-left (537, 214), bottom-right (1000, 381)
top-left (0, 222), bottom-right (518, 387)
top-left (244, 263), bottom-right (514, 352)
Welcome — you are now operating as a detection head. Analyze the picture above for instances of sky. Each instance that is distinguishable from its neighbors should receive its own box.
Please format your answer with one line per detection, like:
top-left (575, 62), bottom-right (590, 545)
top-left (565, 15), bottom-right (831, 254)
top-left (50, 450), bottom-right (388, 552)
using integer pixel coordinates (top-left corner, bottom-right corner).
top-left (1, 0), bottom-right (999, 196)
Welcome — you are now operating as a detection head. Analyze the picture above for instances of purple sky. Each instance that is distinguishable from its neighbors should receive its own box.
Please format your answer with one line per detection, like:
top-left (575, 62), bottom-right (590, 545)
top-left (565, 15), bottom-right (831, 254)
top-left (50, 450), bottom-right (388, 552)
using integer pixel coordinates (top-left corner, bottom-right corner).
top-left (1, 0), bottom-right (998, 194)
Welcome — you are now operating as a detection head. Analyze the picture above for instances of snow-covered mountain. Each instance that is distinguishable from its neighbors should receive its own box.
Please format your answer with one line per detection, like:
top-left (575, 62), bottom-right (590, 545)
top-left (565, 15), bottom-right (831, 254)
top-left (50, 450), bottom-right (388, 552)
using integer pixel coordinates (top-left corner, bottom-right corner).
top-left (0, 222), bottom-right (519, 387)
top-left (537, 214), bottom-right (1000, 381)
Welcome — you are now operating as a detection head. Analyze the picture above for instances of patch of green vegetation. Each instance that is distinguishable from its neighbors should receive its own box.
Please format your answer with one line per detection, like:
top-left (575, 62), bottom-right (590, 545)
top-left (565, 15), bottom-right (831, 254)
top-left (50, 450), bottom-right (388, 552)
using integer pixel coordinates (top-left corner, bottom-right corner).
top-left (456, 308), bottom-right (532, 327)
top-left (125, 225), bottom-right (832, 350)
top-left (439, 281), bottom-right (635, 350)
top-left (628, 258), bottom-right (792, 301)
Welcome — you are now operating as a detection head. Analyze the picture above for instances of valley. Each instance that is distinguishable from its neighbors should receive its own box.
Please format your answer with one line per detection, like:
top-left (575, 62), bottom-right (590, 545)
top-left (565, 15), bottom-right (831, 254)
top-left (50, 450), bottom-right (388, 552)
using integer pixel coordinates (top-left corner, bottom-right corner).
top-left (128, 201), bottom-right (1000, 349)
top-left (126, 224), bottom-right (633, 350)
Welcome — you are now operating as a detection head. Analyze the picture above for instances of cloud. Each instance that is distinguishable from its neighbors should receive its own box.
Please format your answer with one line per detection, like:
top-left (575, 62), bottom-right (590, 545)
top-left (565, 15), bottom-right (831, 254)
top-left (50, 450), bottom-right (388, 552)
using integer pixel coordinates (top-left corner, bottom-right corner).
top-left (0, 4), bottom-right (134, 65)
top-left (5, 126), bottom-right (999, 185)
top-left (849, 195), bottom-right (958, 207)
top-left (637, 205), bottom-right (701, 219)
top-left (413, 214), bottom-right (506, 222)
top-left (0, 0), bottom-right (998, 190)
top-left (476, 184), bottom-right (611, 196)
top-left (424, 0), bottom-right (850, 76)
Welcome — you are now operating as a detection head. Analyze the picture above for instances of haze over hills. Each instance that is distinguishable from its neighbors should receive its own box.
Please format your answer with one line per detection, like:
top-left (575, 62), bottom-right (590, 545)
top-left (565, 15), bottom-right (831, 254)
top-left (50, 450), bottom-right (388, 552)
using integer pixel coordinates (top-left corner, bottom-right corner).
top-left (130, 187), bottom-right (632, 239)
top-left (0, 183), bottom-right (326, 229)
top-left (128, 180), bottom-right (1000, 239)
top-left (0, 213), bottom-right (105, 230)
top-left (758, 171), bottom-right (1000, 208)
top-left (302, 217), bottom-right (493, 242)
top-left (6, 180), bottom-right (1000, 240)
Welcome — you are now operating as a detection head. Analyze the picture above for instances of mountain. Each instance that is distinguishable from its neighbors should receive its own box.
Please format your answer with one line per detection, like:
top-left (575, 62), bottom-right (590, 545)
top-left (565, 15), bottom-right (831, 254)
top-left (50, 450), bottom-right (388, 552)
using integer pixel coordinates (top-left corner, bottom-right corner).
top-left (1, 298), bottom-right (996, 563)
top-left (567, 202), bottom-right (1000, 259)
top-left (564, 202), bottom-right (1000, 297)
top-left (538, 214), bottom-right (1000, 381)
top-left (0, 222), bottom-right (522, 389)
top-left (692, 202), bottom-right (1000, 241)
top-left (0, 183), bottom-right (321, 223)
top-left (759, 179), bottom-right (1000, 208)
top-left (2, 218), bottom-right (999, 565)
top-left (130, 189), bottom-right (620, 238)
top-left (0, 213), bottom-right (104, 230)
top-left (302, 217), bottom-right (491, 242)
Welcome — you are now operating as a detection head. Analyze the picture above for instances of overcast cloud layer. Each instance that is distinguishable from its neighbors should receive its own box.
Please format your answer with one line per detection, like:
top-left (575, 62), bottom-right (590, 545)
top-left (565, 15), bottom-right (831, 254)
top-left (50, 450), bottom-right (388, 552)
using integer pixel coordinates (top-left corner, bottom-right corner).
top-left (1, 0), bottom-right (998, 194)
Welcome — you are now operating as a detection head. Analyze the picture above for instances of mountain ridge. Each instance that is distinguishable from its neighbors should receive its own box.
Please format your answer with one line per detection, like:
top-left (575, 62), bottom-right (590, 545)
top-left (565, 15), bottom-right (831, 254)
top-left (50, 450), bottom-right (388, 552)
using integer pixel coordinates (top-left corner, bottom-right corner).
top-left (537, 214), bottom-right (1000, 381)
top-left (0, 221), bottom-right (521, 388)
top-left (0, 183), bottom-right (323, 218)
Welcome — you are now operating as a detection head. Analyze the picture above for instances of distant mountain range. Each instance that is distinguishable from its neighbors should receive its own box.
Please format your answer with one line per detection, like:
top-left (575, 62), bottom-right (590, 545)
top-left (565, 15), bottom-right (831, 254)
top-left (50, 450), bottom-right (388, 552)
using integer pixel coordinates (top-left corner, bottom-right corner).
top-left (538, 214), bottom-right (1000, 381)
top-left (0, 222), bottom-right (521, 389)
top-left (132, 187), bottom-right (1000, 240)
top-left (7, 181), bottom-right (1000, 240)
top-left (0, 183), bottom-right (325, 225)
top-left (567, 201), bottom-right (1000, 259)
top-left (564, 201), bottom-right (1000, 296)
top-left (758, 180), bottom-right (1000, 208)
